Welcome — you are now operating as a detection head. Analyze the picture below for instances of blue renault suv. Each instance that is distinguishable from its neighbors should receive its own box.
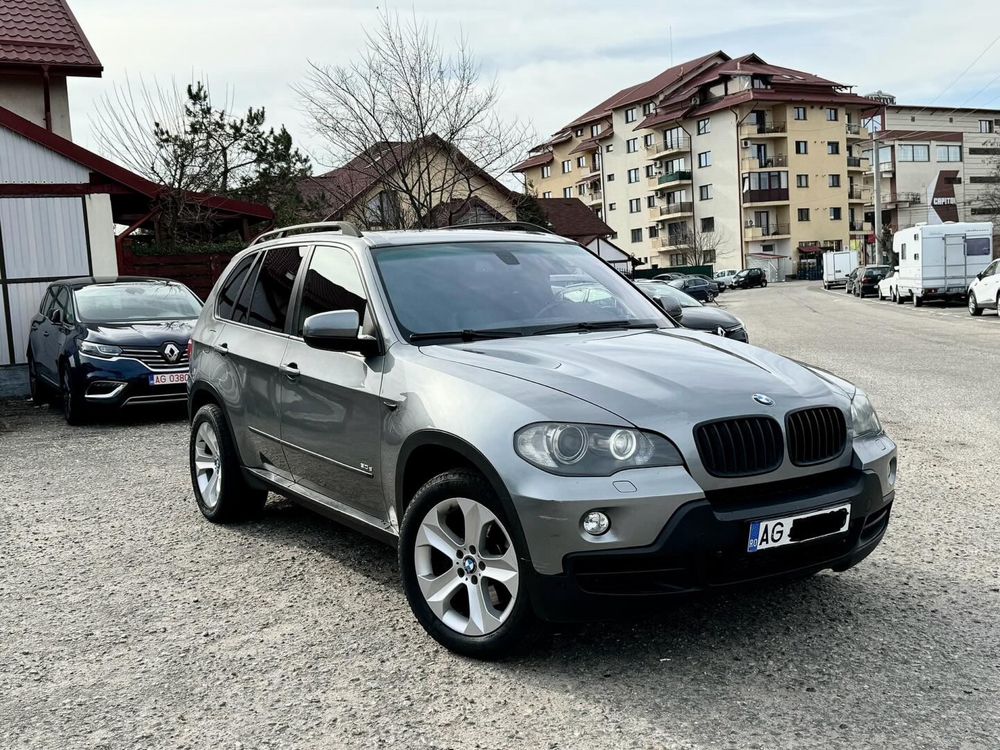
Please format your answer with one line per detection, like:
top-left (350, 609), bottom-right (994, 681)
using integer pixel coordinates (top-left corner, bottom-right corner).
top-left (26, 276), bottom-right (202, 424)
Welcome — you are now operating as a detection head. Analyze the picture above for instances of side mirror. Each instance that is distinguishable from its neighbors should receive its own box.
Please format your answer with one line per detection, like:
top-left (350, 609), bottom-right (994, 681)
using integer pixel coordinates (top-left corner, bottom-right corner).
top-left (659, 298), bottom-right (683, 321)
top-left (976, 271), bottom-right (983, 280)
top-left (49, 308), bottom-right (63, 325)
top-left (302, 310), bottom-right (379, 355)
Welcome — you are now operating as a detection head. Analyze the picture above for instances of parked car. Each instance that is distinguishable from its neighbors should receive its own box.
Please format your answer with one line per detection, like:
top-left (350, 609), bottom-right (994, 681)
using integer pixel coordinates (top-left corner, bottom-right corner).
top-left (686, 273), bottom-right (725, 294)
top-left (714, 269), bottom-right (738, 288)
top-left (876, 268), bottom-right (900, 302)
top-left (635, 280), bottom-right (747, 342)
top-left (187, 222), bottom-right (897, 659)
top-left (667, 276), bottom-right (716, 302)
top-left (27, 277), bottom-right (202, 424)
top-left (845, 265), bottom-right (891, 298)
top-left (967, 257), bottom-right (1000, 316)
top-left (652, 272), bottom-right (686, 281)
top-left (731, 267), bottom-right (768, 289)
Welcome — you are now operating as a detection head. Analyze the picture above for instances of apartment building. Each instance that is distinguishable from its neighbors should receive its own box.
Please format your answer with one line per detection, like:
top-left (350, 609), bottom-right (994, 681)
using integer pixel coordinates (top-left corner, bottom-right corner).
top-left (862, 103), bottom-right (1000, 241)
top-left (512, 52), bottom-right (877, 277)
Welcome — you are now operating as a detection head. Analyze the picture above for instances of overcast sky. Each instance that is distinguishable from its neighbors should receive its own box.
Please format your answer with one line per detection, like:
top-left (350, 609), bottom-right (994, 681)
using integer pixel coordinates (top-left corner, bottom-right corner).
top-left (68, 0), bottom-right (1000, 174)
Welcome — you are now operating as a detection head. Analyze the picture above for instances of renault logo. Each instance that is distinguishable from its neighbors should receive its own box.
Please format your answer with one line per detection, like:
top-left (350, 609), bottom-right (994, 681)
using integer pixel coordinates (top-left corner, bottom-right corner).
top-left (161, 342), bottom-right (182, 364)
top-left (753, 393), bottom-right (775, 406)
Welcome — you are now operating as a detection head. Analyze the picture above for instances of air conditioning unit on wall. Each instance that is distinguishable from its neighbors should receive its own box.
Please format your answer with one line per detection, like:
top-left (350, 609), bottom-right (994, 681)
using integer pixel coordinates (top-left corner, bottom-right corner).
top-left (745, 219), bottom-right (755, 227)
top-left (741, 139), bottom-right (752, 148)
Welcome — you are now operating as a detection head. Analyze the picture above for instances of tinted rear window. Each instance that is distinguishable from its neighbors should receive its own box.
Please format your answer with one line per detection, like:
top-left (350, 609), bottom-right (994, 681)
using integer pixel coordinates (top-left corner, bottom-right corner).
top-left (217, 254), bottom-right (255, 319)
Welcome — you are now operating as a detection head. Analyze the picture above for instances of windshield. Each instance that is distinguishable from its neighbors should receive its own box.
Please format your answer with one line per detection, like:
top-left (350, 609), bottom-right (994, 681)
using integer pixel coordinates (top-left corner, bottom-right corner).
top-left (864, 266), bottom-right (890, 277)
top-left (74, 282), bottom-right (203, 322)
top-left (371, 241), bottom-right (670, 340)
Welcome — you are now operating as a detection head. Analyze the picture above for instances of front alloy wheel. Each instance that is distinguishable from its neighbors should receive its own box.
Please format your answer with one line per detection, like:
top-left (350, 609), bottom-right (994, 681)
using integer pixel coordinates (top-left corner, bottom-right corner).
top-left (193, 422), bottom-right (223, 511)
top-left (968, 294), bottom-right (982, 316)
top-left (61, 367), bottom-right (86, 425)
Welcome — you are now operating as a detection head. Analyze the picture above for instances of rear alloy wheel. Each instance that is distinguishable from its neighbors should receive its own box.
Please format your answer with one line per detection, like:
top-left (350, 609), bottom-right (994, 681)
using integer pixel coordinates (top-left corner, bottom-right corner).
top-left (190, 404), bottom-right (266, 522)
top-left (969, 293), bottom-right (982, 316)
top-left (61, 367), bottom-right (87, 425)
top-left (400, 471), bottom-right (537, 659)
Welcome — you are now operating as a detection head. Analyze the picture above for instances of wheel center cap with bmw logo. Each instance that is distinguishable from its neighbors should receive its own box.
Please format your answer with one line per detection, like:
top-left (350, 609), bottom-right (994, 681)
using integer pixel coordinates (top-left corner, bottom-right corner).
top-left (753, 393), bottom-right (774, 406)
top-left (161, 341), bottom-right (182, 364)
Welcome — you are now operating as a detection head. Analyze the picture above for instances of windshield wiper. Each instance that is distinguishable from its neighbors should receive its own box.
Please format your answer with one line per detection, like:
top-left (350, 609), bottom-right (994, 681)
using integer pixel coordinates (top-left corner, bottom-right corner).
top-left (408, 328), bottom-right (526, 343)
top-left (530, 320), bottom-right (660, 336)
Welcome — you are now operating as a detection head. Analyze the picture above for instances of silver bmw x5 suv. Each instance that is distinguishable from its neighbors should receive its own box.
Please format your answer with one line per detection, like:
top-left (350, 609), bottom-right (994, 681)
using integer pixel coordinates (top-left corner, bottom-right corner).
top-left (187, 221), bottom-right (897, 658)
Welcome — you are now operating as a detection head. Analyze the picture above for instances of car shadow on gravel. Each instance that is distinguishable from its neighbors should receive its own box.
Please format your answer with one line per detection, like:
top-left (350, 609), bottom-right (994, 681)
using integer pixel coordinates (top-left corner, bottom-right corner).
top-left (0, 398), bottom-right (186, 431)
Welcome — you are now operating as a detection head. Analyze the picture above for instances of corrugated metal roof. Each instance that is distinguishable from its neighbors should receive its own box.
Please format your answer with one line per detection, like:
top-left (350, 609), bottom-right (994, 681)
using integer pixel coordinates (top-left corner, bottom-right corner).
top-left (0, 0), bottom-right (102, 74)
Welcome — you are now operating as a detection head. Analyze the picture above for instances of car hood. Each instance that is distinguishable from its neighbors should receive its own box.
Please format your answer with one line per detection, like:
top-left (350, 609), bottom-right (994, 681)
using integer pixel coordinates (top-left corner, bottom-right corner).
top-left (420, 328), bottom-right (848, 429)
top-left (675, 306), bottom-right (740, 331)
top-left (84, 320), bottom-right (196, 347)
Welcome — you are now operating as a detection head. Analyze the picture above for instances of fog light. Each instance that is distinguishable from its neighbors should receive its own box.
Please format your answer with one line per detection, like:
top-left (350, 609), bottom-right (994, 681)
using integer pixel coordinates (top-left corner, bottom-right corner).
top-left (582, 510), bottom-right (610, 536)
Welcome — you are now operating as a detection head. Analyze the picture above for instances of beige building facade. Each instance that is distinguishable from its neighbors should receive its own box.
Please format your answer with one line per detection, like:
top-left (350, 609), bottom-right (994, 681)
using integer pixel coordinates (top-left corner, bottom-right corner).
top-left (513, 52), bottom-right (877, 278)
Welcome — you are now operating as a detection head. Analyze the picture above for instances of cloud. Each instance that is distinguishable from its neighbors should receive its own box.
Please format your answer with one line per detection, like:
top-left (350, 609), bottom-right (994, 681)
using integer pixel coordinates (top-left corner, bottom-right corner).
top-left (67, 0), bottom-right (1000, 171)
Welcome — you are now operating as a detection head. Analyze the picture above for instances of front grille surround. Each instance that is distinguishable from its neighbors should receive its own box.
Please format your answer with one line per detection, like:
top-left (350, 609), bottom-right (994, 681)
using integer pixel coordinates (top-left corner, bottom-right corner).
top-left (118, 345), bottom-right (189, 371)
top-left (694, 415), bottom-right (784, 478)
top-left (786, 406), bottom-right (848, 466)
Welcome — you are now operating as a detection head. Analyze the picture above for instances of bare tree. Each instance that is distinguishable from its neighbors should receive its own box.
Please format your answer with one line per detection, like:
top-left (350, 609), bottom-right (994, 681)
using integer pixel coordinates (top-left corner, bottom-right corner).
top-left (670, 226), bottom-right (730, 267)
top-left (295, 10), bottom-right (533, 229)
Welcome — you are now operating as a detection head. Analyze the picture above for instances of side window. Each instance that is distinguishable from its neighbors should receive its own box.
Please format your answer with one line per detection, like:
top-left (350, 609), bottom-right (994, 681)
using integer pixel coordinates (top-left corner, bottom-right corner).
top-left (246, 246), bottom-right (305, 332)
top-left (54, 286), bottom-right (75, 323)
top-left (296, 246), bottom-right (368, 335)
top-left (216, 254), bottom-right (256, 319)
top-left (39, 289), bottom-right (54, 316)
top-left (232, 253), bottom-right (264, 324)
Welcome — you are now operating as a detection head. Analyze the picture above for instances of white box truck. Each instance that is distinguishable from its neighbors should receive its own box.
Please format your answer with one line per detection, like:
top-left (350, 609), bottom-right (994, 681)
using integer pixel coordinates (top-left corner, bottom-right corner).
top-left (822, 250), bottom-right (858, 289)
top-left (895, 222), bottom-right (994, 306)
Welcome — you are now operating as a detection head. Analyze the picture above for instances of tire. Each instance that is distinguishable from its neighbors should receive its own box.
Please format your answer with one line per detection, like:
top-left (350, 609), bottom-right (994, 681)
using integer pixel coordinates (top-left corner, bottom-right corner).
top-left (189, 404), bottom-right (266, 523)
top-left (399, 470), bottom-right (539, 659)
top-left (844, 285), bottom-right (851, 294)
top-left (913, 294), bottom-right (923, 307)
top-left (877, 288), bottom-right (884, 301)
top-left (60, 365), bottom-right (87, 425)
top-left (27, 351), bottom-right (50, 405)
top-left (895, 289), bottom-right (904, 305)
top-left (969, 293), bottom-right (983, 316)
top-left (761, 279), bottom-right (768, 288)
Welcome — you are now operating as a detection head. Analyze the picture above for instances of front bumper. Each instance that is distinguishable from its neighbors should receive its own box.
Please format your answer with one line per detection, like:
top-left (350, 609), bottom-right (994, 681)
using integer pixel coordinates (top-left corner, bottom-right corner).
top-left (74, 354), bottom-right (187, 408)
top-left (526, 469), bottom-right (893, 622)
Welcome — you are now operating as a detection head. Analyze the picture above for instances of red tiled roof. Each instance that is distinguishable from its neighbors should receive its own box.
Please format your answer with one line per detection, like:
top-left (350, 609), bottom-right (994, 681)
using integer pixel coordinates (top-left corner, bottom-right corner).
top-left (0, 0), bottom-right (102, 75)
top-left (535, 197), bottom-right (613, 242)
top-left (0, 105), bottom-right (273, 219)
top-left (510, 151), bottom-right (554, 172)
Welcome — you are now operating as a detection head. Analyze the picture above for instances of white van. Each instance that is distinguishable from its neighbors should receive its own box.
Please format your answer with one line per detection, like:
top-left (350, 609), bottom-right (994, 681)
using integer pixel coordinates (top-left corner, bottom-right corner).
top-left (895, 222), bottom-right (993, 306)
top-left (822, 250), bottom-right (858, 289)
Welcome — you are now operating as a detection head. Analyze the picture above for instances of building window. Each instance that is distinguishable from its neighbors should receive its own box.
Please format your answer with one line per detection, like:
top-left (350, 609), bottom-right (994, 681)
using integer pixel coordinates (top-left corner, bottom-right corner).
top-left (701, 217), bottom-right (715, 233)
top-left (625, 107), bottom-right (637, 123)
top-left (795, 141), bottom-right (808, 154)
top-left (794, 106), bottom-right (807, 120)
top-left (606, 144), bottom-right (614, 153)
top-left (697, 118), bottom-right (711, 135)
top-left (828, 174), bottom-right (841, 187)
top-left (798, 208), bottom-right (810, 221)
top-left (829, 207), bottom-right (842, 221)
top-left (591, 124), bottom-right (601, 137)
top-left (826, 107), bottom-right (838, 121)
top-left (627, 138), bottom-right (638, 153)
top-left (563, 187), bottom-right (573, 198)
top-left (629, 198), bottom-right (641, 213)
top-left (542, 191), bottom-right (552, 198)
top-left (898, 144), bottom-right (930, 162)
top-left (608, 202), bottom-right (616, 211)
top-left (670, 254), bottom-right (685, 266)
top-left (699, 184), bottom-right (713, 200)
top-left (647, 195), bottom-right (656, 208)
top-left (645, 164), bottom-right (656, 178)
top-left (607, 173), bottom-right (615, 182)
top-left (643, 133), bottom-right (655, 148)
top-left (577, 156), bottom-right (587, 168)
top-left (575, 128), bottom-right (584, 137)
top-left (827, 141), bottom-right (840, 155)
top-left (628, 168), bottom-right (639, 183)
top-left (698, 151), bottom-right (712, 168)
top-left (631, 228), bottom-right (643, 243)
top-left (796, 174), bottom-right (809, 188)
top-left (980, 120), bottom-right (994, 134)
top-left (648, 224), bottom-right (659, 238)
top-left (562, 160), bottom-right (572, 173)
top-left (643, 102), bottom-right (655, 115)
top-left (578, 184), bottom-right (585, 196)
top-left (541, 165), bottom-right (552, 178)
top-left (937, 145), bottom-right (962, 162)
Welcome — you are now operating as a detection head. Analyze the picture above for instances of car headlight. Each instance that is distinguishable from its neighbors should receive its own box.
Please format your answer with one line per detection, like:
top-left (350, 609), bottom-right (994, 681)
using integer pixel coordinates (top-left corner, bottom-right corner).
top-left (514, 423), bottom-right (683, 476)
top-left (851, 390), bottom-right (882, 438)
top-left (79, 340), bottom-right (122, 357)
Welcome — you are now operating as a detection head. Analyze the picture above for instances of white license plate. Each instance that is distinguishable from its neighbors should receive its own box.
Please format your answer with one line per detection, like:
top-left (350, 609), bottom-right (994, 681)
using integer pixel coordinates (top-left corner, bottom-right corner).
top-left (148, 372), bottom-right (188, 386)
top-left (747, 503), bottom-right (851, 553)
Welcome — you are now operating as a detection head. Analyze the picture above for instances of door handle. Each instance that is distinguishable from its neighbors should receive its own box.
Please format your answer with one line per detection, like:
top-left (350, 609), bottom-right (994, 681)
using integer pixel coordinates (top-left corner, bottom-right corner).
top-left (43, 330), bottom-right (50, 337)
top-left (216, 342), bottom-right (229, 356)
top-left (280, 362), bottom-right (300, 380)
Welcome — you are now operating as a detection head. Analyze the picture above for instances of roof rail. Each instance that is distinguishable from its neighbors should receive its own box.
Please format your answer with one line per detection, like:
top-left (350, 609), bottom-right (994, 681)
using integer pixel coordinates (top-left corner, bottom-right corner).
top-left (439, 221), bottom-right (553, 234)
top-left (251, 221), bottom-right (363, 245)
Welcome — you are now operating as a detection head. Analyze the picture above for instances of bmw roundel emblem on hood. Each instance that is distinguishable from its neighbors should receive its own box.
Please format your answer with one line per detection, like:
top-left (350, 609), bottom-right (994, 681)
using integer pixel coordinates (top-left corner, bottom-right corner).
top-left (753, 393), bottom-right (775, 406)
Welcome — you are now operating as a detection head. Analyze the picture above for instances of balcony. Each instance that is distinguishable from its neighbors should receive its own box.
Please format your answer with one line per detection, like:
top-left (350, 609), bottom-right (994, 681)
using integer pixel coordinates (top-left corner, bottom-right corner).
top-left (846, 156), bottom-right (864, 169)
top-left (584, 189), bottom-right (602, 205)
top-left (651, 201), bottom-right (694, 220)
top-left (740, 122), bottom-right (787, 138)
top-left (743, 187), bottom-right (789, 204)
top-left (742, 154), bottom-right (788, 171)
top-left (658, 234), bottom-right (690, 249)
top-left (646, 135), bottom-right (690, 160)
top-left (849, 221), bottom-right (870, 233)
top-left (885, 191), bottom-right (921, 206)
top-left (657, 170), bottom-right (692, 186)
top-left (848, 186), bottom-right (865, 201)
top-left (846, 123), bottom-right (866, 139)
top-left (745, 224), bottom-right (790, 240)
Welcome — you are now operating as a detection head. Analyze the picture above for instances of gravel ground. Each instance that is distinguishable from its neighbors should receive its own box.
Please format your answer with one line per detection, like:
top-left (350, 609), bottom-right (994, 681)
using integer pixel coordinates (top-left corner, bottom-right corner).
top-left (2, 281), bottom-right (998, 749)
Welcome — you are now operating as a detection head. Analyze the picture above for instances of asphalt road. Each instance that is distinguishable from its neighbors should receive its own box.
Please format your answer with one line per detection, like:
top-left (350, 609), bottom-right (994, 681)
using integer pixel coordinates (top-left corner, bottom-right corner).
top-left (2, 281), bottom-right (998, 749)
